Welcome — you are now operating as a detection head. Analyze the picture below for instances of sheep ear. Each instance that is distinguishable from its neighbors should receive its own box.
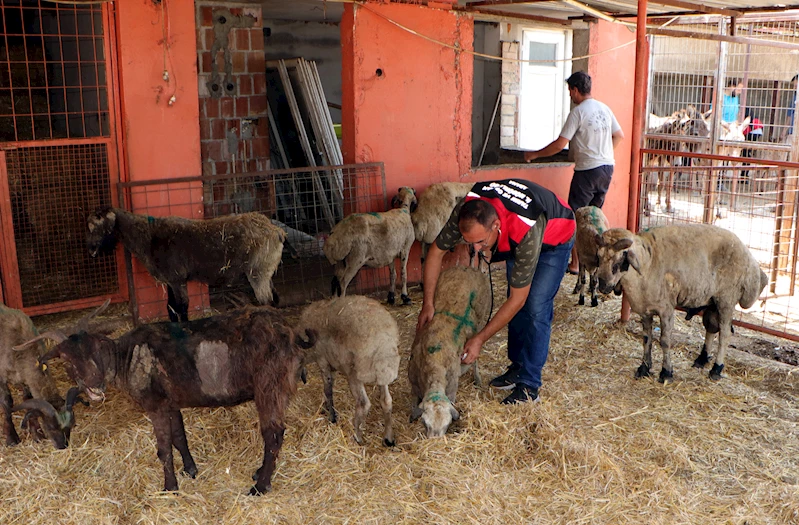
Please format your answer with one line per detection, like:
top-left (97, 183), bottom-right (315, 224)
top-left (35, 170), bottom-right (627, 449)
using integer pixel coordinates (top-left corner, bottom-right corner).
top-left (105, 210), bottom-right (116, 222)
top-left (410, 200), bottom-right (418, 213)
top-left (612, 237), bottom-right (633, 251)
top-left (624, 250), bottom-right (641, 274)
top-left (409, 405), bottom-right (423, 423)
top-left (391, 195), bottom-right (400, 208)
top-left (449, 404), bottom-right (460, 422)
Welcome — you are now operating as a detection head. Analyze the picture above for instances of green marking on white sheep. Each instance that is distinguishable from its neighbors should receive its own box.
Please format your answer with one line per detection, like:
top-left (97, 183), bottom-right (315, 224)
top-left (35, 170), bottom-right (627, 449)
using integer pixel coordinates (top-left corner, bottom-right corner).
top-left (427, 344), bottom-right (442, 354)
top-left (424, 391), bottom-right (449, 403)
top-left (434, 290), bottom-right (477, 344)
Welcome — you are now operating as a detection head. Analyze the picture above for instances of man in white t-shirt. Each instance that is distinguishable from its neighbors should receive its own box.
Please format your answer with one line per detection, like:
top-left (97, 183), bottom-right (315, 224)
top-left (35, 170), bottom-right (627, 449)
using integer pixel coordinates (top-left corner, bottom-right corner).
top-left (524, 71), bottom-right (624, 274)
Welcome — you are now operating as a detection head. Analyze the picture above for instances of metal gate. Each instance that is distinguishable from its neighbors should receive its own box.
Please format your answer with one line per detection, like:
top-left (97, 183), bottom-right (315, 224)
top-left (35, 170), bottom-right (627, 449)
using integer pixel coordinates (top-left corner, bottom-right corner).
top-left (641, 16), bottom-right (799, 340)
top-left (0, 0), bottom-right (126, 315)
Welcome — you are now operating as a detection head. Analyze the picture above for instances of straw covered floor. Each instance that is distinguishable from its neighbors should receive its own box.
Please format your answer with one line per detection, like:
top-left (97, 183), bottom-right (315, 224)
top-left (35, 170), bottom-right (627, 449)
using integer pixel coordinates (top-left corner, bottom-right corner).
top-left (2, 270), bottom-right (799, 524)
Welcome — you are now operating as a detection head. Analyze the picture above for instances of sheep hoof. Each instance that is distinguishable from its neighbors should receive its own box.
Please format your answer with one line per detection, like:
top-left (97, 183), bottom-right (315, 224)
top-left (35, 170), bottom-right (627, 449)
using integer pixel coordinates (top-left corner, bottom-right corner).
top-left (248, 484), bottom-right (271, 496)
top-left (692, 347), bottom-right (710, 368)
top-left (635, 364), bottom-right (651, 379)
top-left (5, 435), bottom-right (20, 447)
top-left (401, 294), bottom-right (412, 306)
top-left (387, 292), bottom-right (396, 305)
top-left (578, 296), bottom-right (585, 306)
top-left (383, 438), bottom-right (396, 447)
top-left (591, 297), bottom-right (599, 307)
top-left (658, 368), bottom-right (674, 384)
top-left (183, 465), bottom-right (198, 479)
top-left (329, 411), bottom-right (338, 424)
top-left (571, 285), bottom-right (580, 295)
top-left (709, 363), bottom-right (724, 381)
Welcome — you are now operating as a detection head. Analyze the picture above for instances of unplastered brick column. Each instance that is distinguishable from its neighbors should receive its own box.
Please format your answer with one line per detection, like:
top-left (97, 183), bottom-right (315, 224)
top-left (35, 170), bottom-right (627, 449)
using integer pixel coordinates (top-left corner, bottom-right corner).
top-left (500, 41), bottom-right (520, 148)
top-left (195, 3), bottom-right (271, 216)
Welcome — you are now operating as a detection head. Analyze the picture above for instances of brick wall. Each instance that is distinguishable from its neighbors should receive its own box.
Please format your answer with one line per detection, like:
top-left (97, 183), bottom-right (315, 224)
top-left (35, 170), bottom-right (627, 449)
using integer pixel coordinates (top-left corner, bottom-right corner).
top-left (500, 41), bottom-right (520, 148)
top-left (196, 3), bottom-right (271, 215)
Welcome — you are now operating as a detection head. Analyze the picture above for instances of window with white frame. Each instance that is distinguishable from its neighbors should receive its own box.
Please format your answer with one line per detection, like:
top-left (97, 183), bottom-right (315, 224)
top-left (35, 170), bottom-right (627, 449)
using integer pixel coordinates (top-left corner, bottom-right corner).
top-left (472, 22), bottom-right (573, 167)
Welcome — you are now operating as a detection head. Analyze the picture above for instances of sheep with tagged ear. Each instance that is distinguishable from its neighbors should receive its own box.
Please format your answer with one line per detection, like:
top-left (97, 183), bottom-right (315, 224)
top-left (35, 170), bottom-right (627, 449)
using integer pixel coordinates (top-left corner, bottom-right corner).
top-left (408, 265), bottom-right (491, 437)
top-left (1, 300), bottom-right (105, 448)
top-left (87, 208), bottom-right (286, 322)
top-left (573, 206), bottom-right (611, 307)
top-left (595, 224), bottom-right (767, 383)
top-left (323, 187), bottom-right (417, 305)
top-left (408, 182), bottom-right (473, 267)
top-left (296, 295), bottom-right (399, 446)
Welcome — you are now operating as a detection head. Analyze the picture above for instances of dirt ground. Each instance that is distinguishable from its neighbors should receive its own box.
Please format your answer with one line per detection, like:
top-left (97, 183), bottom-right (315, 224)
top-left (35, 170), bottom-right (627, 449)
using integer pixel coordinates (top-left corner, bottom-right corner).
top-left (2, 270), bottom-right (799, 524)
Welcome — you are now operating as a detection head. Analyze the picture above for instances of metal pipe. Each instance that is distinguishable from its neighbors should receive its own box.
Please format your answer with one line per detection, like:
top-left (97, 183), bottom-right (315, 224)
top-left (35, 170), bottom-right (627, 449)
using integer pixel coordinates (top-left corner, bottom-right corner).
top-left (621, 0), bottom-right (649, 322)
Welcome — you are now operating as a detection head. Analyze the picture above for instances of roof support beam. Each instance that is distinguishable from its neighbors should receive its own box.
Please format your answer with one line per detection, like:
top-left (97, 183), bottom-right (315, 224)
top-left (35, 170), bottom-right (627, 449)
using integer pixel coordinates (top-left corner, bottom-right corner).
top-left (465, 0), bottom-right (554, 6)
top-left (646, 0), bottom-right (742, 17)
top-left (458, 6), bottom-right (573, 25)
top-left (648, 27), bottom-right (799, 51)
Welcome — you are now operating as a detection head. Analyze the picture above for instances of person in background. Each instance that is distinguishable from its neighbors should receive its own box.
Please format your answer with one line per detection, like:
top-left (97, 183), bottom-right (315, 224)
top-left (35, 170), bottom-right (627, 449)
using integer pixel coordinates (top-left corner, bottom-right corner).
top-left (523, 71), bottom-right (623, 275)
top-left (782, 74), bottom-right (797, 142)
top-left (720, 78), bottom-right (744, 124)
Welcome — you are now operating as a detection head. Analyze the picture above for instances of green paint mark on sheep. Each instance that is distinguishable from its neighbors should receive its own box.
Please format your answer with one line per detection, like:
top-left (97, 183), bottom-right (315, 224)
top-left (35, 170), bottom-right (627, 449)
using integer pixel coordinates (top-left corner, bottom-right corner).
top-left (147, 216), bottom-right (156, 224)
top-left (424, 391), bottom-right (448, 403)
top-left (435, 291), bottom-right (477, 344)
top-left (427, 344), bottom-right (442, 354)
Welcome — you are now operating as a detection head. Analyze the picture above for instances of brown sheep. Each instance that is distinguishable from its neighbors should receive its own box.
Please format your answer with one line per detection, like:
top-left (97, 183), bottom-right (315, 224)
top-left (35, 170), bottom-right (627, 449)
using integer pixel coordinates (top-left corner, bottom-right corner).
top-left (573, 206), bottom-right (611, 307)
top-left (409, 182), bottom-right (472, 266)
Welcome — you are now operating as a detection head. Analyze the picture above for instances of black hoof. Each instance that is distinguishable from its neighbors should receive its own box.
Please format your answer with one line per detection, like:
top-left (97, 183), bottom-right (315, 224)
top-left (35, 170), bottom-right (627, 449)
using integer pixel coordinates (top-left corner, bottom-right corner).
top-left (401, 294), bottom-right (411, 305)
top-left (383, 438), bottom-right (396, 447)
top-left (571, 285), bottom-right (579, 295)
top-left (591, 297), bottom-right (599, 307)
top-left (635, 363), bottom-right (651, 379)
top-left (692, 346), bottom-right (710, 368)
top-left (658, 368), bottom-right (674, 384)
top-left (184, 465), bottom-right (198, 479)
top-left (709, 363), bottom-right (724, 381)
top-left (387, 292), bottom-right (396, 306)
top-left (248, 485), bottom-right (271, 496)
top-left (578, 296), bottom-right (585, 306)
top-left (329, 411), bottom-right (338, 424)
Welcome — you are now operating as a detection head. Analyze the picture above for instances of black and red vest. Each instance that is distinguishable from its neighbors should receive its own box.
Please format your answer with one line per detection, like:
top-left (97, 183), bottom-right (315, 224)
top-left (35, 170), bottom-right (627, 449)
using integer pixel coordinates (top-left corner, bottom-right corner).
top-left (464, 179), bottom-right (575, 260)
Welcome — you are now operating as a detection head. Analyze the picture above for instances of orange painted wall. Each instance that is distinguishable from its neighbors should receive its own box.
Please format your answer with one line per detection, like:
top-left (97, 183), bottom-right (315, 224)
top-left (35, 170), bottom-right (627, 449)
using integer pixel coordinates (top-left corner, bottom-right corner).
top-left (342, 5), bottom-right (635, 282)
top-left (115, 1), bottom-right (205, 319)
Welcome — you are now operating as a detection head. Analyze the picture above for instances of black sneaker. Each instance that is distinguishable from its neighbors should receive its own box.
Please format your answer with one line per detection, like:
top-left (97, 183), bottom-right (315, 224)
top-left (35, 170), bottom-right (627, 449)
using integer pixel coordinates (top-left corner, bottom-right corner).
top-left (501, 384), bottom-right (540, 405)
top-left (489, 363), bottom-right (522, 390)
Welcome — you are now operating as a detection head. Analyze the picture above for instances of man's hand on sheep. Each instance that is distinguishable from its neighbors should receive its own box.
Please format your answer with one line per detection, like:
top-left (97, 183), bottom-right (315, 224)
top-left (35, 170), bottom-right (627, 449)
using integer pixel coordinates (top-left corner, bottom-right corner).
top-left (417, 303), bottom-right (435, 332)
top-left (461, 335), bottom-right (485, 365)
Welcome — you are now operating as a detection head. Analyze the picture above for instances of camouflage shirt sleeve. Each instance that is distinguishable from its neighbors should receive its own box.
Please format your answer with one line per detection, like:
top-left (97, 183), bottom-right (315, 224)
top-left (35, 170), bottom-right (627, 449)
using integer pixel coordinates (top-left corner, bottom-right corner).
top-left (435, 199), bottom-right (465, 251)
top-left (509, 214), bottom-right (547, 289)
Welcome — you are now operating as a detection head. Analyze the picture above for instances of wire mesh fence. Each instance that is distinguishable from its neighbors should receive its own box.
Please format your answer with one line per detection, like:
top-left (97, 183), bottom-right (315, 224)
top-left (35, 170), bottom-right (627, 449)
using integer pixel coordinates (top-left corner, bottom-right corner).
top-left (118, 163), bottom-right (389, 321)
top-left (643, 18), bottom-right (799, 340)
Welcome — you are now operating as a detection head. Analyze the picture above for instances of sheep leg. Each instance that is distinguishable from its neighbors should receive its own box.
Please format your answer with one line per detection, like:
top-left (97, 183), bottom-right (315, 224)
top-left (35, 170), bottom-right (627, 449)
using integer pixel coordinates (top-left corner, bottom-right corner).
top-left (348, 378), bottom-right (370, 445)
top-left (150, 411), bottom-right (179, 491)
top-left (709, 308), bottom-right (733, 381)
top-left (169, 410), bottom-right (197, 479)
top-left (588, 270), bottom-right (599, 307)
top-left (387, 259), bottom-right (397, 305)
top-left (636, 315), bottom-right (655, 378)
top-left (658, 312), bottom-right (675, 383)
top-left (572, 261), bottom-right (585, 301)
top-left (472, 361), bottom-right (482, 387)
top-left (320, 362), bottom-right (337, 423)
top-left (338, 255), bottom-right (366, 298)
top-left (250, 425), bottom-right (285, 495)
top-left (409, 396), bottom-right (423, 423)
top-left (379, 384), bottom-right (395, 447)
top-left (693, 330), bottom-right (715, 368)
top-left (20, 387), bottom-right (44, 442)
top-left (167, 284), bottom-right (190, 323)
top-left (1, 382), bottom-right (20, 446)
top-left (400, 249), bottom-right (411, 305)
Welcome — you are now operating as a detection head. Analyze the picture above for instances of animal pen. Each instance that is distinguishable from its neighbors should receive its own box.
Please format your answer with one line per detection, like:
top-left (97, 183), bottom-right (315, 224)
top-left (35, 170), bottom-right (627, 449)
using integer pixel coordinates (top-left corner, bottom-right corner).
top-left (117, 162), bottom-right (389, 320)
top-left (641, 15), bottom-right (799, 341)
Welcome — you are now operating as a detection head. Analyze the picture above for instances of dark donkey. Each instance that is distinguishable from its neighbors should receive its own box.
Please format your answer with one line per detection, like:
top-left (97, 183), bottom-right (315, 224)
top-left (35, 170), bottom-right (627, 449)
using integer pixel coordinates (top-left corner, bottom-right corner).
top-left (18, 306), bottom-right (315, 495)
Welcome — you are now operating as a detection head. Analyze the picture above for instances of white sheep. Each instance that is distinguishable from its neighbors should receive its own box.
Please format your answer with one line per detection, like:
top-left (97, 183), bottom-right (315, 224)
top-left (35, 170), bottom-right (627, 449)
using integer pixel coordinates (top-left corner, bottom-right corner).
top-left (595, 224), bottom-right (768, 382)
top-left (408, 265), bottom-right (491, 437)
top-left (573, 206), bottom-right (611, 307)
top-left (323, 187), bottom-right (417, 305)
top-left (297, 295), bottom-right (400, 446)
top-left (408, 182), bottom-right (473, 266)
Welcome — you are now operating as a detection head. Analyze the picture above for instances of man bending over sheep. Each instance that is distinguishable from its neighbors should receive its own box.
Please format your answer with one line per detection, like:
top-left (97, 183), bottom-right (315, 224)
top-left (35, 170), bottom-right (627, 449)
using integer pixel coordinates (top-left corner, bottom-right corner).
top-left (417, 179), bottom-right (575, 404)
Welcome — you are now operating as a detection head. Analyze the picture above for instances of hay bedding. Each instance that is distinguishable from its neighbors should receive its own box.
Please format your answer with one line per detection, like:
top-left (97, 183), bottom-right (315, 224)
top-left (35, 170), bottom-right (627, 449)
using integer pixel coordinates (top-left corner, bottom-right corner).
top-left (3, 273), bottom-right (799, 524)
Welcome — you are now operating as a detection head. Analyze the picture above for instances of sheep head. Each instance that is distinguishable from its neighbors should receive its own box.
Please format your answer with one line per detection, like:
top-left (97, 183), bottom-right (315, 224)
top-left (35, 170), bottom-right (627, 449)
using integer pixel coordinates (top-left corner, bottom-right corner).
top-left (12, 388), bottom-right (87, 449)
top-left (418, 392), bottom-right (459, 438)
top-left (37, 333), bottom-right (115, 403)
top-left (595, 228), bottom-right (641, 294)
top-left (391, 187), bottom-right (418, 213)
top-left (87, 208), bottom-right (119, 257)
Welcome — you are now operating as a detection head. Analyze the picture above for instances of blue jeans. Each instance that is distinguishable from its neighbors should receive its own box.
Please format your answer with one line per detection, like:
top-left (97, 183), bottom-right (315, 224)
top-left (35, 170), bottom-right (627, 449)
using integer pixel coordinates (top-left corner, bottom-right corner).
top-left (505, 237), bottom-right (574, 390)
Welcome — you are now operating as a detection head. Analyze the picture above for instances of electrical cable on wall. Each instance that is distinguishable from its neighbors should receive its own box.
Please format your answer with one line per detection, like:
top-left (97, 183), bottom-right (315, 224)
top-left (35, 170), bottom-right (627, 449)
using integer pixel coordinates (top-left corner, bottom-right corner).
top-left (159, 0), bottom-right (178, 106)
top-left (326, 0), bottom-right (638, 63)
